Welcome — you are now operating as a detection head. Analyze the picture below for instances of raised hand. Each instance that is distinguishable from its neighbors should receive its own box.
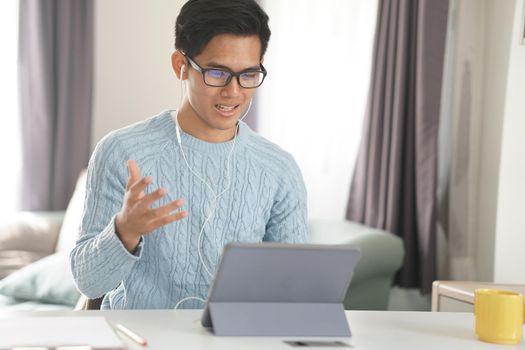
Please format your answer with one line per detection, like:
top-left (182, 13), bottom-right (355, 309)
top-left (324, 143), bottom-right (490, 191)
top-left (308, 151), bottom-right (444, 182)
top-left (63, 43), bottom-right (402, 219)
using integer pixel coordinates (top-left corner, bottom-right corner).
top-left (115, 160), bottom-right (188, 252)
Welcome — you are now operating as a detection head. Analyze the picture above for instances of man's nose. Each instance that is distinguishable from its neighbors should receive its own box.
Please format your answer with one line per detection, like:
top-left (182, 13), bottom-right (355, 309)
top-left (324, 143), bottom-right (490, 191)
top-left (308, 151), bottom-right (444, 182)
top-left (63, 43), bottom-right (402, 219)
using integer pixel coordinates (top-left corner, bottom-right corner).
top-left (221, 76), bottom-right (242, 97)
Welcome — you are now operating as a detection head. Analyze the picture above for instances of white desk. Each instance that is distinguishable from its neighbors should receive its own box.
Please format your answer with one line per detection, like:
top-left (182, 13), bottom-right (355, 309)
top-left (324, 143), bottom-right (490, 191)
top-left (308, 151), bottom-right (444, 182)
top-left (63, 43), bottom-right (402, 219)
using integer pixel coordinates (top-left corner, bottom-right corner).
top-left (1, 310), bottom-right (523, 349)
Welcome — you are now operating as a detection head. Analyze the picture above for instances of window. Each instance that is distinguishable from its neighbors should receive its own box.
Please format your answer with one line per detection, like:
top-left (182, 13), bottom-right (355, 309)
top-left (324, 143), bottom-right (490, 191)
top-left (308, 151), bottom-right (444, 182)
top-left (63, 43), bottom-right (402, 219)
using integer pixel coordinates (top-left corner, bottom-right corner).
top-left (259, 0), bottom-right (378, 220)
top-left (0, 1), bottom-right (21, 213)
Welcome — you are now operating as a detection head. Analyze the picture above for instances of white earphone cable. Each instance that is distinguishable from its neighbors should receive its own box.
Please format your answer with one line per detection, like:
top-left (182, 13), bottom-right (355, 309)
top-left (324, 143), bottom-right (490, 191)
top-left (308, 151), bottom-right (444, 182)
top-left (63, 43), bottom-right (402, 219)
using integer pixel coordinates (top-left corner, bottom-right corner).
top-left (172, 63), bottom-right (251, 308)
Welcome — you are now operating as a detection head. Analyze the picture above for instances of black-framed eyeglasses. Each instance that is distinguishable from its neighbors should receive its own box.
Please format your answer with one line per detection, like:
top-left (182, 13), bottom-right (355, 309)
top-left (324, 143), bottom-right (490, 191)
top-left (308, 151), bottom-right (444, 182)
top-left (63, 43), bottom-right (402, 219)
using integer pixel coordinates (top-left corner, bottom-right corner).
top-left (185, 56), bottom-right (267, 89)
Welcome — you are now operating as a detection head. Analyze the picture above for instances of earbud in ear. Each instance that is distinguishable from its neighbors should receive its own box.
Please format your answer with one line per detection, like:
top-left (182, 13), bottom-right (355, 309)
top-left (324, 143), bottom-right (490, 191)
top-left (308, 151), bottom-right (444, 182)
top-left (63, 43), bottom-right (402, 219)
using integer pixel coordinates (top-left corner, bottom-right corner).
top-left (180, 64), bottom-right (186, 79)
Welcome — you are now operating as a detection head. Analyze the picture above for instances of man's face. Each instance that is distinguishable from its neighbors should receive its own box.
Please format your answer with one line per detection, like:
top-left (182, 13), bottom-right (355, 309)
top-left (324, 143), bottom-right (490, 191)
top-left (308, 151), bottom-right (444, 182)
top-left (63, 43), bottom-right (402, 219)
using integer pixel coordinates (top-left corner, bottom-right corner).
top-left (180, 34), bottom-right (262, 142)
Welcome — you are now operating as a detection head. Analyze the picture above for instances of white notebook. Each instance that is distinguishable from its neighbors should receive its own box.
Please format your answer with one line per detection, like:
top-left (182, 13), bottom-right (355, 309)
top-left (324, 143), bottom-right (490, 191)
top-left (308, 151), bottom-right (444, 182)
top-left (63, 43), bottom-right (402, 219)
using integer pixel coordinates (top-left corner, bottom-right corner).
top-left (0, 316), bottom-right (125, 349)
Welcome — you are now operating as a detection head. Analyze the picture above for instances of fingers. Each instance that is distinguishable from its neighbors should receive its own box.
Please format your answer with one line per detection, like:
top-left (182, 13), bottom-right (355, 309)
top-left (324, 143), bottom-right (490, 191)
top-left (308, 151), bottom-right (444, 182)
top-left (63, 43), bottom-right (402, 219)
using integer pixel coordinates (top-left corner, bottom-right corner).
top-left (119, 160), bottom-right (187, 240)
top-left (128, 176), bottom-right (153, 199)
top-left (140, 192), bottom-right (187, 226)
top-left (126, 160), bottom-right (141, 190)
top-left (151, 198), bottom-right (185, 217)
top-left (125, 161), bottom-right (156, 200)
top-left (141, 187), bottom-right (168, 208)
top-left (144, 198), bottom-right (186, 228)
top-left (149, 210), bottom-right (188, 228)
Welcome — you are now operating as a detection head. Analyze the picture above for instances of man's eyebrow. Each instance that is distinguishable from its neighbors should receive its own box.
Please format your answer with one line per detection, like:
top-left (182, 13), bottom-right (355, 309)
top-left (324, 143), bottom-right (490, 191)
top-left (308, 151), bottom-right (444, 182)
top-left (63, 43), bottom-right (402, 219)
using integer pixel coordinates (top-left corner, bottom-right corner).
top-left (205, 61), bottom-right (261, 71)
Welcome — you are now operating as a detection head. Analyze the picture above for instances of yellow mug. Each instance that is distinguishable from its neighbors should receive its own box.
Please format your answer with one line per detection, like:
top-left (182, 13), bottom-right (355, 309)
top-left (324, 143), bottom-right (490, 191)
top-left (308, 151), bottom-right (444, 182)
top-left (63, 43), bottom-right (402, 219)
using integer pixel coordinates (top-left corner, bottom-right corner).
top-left (474, 289), bottom-right (524, 345)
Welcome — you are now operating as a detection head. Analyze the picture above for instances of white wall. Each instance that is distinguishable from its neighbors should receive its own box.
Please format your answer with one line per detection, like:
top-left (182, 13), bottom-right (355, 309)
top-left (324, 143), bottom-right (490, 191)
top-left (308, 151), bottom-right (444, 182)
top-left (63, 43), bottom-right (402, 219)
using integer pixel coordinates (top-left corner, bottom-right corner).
top-left (445, 0), bottom-right (488, 281)
top-left (444, 0), bottom-right (516, 281)
top-left (475, 0), bottom-right (516, 281)
top-left (440, 0), bottom-right (518, 282)
top-left (494, 0), bottom-right (525, 283)
top-left (91, 0), bottom-right (185, 149)
top-left (257, 1), bottom-right (377, 220)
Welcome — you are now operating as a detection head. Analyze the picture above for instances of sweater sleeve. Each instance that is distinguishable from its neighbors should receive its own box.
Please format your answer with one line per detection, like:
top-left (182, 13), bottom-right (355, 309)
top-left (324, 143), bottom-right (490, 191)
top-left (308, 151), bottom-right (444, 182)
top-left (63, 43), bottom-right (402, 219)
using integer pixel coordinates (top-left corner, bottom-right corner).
top-left (69, 135), bottom-right (143, 298)
top-left (263, 155), bottom-right (309, 243)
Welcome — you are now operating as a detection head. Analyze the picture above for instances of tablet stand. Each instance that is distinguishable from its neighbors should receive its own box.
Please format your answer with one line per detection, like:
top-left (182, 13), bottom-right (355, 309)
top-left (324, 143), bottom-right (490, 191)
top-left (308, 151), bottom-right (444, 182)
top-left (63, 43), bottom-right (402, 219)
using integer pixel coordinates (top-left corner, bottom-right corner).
top-left (207, 302), bottom-right (351, 336)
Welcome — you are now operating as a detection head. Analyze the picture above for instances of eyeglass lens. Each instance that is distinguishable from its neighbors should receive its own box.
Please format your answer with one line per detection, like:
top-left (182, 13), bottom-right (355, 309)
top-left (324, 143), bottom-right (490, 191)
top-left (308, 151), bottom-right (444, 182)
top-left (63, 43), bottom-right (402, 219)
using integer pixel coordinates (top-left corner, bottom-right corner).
top-left (204, 70), bottom-right (264, 88)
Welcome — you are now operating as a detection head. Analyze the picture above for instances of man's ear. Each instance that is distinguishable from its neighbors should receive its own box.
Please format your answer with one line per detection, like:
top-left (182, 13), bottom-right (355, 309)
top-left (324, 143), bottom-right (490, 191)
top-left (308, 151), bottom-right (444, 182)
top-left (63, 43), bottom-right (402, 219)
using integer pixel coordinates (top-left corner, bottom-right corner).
top-left (171, 51), bottom-right (187, 80)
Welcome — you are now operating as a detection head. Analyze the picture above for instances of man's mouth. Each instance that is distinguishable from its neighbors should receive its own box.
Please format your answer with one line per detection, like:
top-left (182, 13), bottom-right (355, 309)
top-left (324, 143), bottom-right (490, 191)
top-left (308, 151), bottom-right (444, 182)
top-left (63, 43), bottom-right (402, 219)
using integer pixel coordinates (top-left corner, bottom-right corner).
top-left (215, 104), bottom-right (240, 117)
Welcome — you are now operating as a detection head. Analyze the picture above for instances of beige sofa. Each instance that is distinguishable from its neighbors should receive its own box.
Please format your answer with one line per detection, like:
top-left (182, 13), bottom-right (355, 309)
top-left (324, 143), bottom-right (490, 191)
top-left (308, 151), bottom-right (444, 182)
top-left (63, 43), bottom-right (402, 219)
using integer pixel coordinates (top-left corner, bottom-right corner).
top-left (0, 172), bottom-right (87, 310)
top-left (0, 171), bottom-right (404, 310)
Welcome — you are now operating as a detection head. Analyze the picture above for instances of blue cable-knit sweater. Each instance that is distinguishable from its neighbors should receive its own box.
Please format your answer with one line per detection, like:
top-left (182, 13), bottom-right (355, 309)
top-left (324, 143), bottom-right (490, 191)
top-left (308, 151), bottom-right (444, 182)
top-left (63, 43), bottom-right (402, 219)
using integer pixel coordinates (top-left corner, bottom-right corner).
top-left (70, 110), bottom-right (308, 309)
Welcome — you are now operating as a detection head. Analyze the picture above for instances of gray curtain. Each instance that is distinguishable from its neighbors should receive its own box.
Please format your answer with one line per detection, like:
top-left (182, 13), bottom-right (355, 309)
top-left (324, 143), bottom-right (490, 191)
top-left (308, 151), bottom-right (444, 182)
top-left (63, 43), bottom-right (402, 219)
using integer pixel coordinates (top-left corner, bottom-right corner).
top-left (346, 0), bottom-right (449, 293)
top-left (18, 0), bottom-right (94, 211)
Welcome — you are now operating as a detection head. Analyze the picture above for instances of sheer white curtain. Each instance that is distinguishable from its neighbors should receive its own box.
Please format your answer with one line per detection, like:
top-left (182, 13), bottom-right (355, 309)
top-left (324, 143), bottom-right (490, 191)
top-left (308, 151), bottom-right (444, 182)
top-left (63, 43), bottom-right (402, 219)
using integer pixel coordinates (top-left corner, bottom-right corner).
top-left (258, 0), bottom-right (378, 220)
top-left (0, 1), bottom-right (21, 214)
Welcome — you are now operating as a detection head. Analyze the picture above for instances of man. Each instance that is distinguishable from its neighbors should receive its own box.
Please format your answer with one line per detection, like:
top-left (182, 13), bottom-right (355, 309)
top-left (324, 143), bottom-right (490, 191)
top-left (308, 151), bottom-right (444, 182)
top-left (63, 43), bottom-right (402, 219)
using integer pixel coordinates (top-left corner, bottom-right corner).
top-left (70, 0), bottom-right (308, 309)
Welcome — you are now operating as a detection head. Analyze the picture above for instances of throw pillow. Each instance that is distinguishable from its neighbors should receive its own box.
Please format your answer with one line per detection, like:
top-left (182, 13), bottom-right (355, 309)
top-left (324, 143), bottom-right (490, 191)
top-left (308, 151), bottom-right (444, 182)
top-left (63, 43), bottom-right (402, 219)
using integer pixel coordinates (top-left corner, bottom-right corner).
top-left (0, 251), bottom-right (80, 306)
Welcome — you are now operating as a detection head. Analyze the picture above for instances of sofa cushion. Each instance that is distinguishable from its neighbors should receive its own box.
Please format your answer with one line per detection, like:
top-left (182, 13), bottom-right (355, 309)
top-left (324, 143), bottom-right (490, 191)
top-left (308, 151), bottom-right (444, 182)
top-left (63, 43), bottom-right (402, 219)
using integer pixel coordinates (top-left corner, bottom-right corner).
top-left (0, 251), bottom-right (80, 306)
top-left (308, 219), bottom-right (405, 310)
top-left (0, 212), bottom-right (63, 279)
top-left (55, 170), bottom-right (87, 252)
top-left (0, 294), bottom-right (72, 311)
top-left (0, 212), bottom-right (61, 254)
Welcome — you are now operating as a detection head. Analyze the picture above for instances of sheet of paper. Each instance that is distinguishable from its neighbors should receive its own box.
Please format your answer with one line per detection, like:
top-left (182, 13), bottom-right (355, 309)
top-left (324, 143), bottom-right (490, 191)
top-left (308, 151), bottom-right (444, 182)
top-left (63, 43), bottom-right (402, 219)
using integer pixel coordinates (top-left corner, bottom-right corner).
top-left (0, 316), bottom-right (125, 349)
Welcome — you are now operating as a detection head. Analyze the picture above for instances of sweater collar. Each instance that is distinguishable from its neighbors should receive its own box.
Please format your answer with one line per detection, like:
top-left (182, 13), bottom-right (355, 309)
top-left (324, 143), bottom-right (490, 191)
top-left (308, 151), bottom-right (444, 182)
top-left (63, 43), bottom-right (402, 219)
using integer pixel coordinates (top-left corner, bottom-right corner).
top-left (167, 110), bottom-right (250, 155)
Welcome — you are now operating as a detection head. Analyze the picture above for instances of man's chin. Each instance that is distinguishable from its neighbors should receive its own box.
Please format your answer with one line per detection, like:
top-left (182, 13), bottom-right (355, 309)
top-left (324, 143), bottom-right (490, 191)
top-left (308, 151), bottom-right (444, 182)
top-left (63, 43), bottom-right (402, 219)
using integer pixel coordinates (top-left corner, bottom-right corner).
top-left (212, 113), bottom-right (240, 125)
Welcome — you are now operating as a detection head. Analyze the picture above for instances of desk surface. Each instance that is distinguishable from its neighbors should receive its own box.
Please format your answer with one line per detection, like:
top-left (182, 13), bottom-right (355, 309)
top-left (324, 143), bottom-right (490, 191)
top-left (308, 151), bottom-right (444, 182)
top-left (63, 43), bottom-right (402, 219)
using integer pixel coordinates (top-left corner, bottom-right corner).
top-left (1, 310), bottom-right (523, 350)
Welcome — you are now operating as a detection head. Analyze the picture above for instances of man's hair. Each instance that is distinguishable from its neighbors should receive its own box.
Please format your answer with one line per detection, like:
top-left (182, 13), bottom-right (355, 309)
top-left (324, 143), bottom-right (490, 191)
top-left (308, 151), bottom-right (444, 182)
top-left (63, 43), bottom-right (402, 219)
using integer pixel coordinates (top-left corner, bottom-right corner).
top-left (175, 0), bottom-right (271, 59)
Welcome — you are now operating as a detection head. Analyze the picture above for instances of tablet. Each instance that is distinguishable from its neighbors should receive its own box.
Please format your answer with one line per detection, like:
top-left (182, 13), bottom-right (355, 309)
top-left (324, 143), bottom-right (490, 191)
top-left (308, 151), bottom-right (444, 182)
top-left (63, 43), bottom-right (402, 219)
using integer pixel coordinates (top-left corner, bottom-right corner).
top-left (201, 242), bottom-right (361, 336)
